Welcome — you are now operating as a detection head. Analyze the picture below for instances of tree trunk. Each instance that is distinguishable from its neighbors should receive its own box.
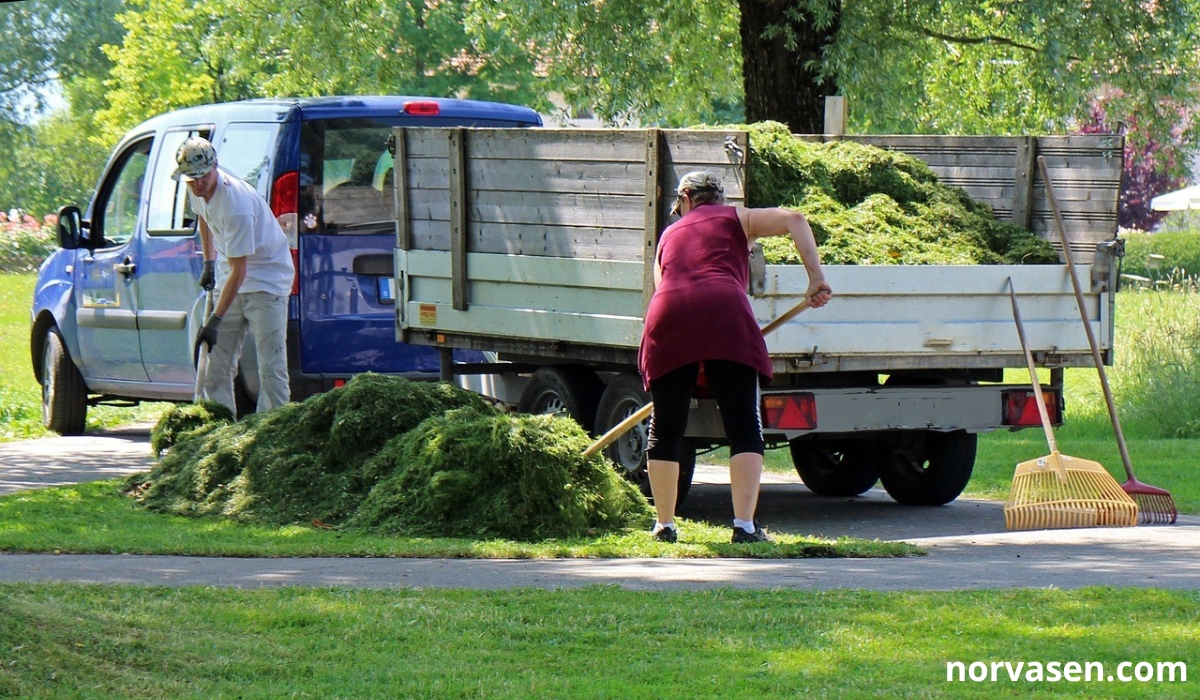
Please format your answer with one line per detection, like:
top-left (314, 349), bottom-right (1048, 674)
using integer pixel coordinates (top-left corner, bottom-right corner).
top-left (740, 0), bottom-right (840, 134)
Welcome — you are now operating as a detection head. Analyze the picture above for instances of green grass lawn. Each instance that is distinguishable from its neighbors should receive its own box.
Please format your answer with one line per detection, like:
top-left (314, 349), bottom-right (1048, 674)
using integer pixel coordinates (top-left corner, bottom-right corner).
top-left (0, 479), bottom-right (916, 559)
top-left (3, 584), bottom-right (1197, 699)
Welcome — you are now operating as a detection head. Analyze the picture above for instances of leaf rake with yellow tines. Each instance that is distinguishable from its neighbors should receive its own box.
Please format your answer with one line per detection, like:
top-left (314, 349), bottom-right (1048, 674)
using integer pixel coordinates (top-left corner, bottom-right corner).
top-left (1003, 280), bottom-right (1137, 531)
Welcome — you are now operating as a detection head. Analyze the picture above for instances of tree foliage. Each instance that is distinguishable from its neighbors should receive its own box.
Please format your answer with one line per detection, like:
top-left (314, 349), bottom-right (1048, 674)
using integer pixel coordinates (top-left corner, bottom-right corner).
top-left (0, 0), bottom-right (125, 213)
top-left (470, 0), bottom-right (742, 126)
top-left (4, 0), bottom-right (1200, 219)
top-left (831, 2), bottom-right (1198, 146)
top-left (96, 0), bottom-right (552, 141)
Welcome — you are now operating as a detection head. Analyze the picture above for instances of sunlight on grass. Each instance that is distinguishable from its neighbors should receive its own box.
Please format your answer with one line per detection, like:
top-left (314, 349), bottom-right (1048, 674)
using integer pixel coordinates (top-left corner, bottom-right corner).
top-left (0, 479), bottom-right (918, 559)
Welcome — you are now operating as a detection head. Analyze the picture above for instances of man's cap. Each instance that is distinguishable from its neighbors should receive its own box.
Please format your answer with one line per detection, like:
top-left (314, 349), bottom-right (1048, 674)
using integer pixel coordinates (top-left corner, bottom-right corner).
top-left (675, 170), bottom-right (724, 196)
top-left (172, 136), bottom-right (217, 182)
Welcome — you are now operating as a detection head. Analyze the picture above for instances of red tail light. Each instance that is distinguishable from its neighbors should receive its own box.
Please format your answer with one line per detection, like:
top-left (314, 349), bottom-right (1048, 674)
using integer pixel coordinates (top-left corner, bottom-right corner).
top-left (762, 393), bottom-right (817, 431)
top-left (270, 171), bottom-right (300, 295)
top-left (1002, 388), bottom-right (1062, 427)
top-left (403, 101), bottom-right (441, 116)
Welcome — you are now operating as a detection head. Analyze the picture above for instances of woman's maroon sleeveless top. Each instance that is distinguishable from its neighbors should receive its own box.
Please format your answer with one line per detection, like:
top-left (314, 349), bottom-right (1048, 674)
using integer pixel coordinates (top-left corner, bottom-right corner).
top-left (638, 204), bottom-right (771, 388)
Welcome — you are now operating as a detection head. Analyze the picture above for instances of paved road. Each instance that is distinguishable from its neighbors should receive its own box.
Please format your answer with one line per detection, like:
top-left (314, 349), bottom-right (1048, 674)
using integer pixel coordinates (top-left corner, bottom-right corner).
top-left (2, 426), bottom-right (1198, 591)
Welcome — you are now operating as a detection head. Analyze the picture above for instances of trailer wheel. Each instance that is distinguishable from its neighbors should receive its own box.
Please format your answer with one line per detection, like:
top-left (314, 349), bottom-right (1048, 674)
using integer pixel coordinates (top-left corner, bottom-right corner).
top-left (518, 366), bottom-right (603, 432)
top-left (789, 438), bottom-right (879, 497)
top-left (876, 430), bottom-right (976, 505)
top-left (41, 326), bottom-right (88, 435)
top-left (593, 374), bottom-right (694, 507)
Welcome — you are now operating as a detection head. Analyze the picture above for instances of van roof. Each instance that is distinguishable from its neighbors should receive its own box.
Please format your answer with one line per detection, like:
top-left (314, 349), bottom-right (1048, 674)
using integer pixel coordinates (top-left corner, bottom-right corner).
top-left (134, 95), bottom-right (543, 131)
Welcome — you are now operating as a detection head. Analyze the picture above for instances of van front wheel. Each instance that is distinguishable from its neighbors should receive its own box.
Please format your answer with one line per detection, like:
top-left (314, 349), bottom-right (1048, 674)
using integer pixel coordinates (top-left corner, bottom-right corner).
top-left (41, 327), bottom-right (88, 435)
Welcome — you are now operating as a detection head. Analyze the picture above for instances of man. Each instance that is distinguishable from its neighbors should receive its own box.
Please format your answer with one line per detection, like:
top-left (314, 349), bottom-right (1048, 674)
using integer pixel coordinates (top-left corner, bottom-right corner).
top-left (175, 136), bottom-right (295, 414)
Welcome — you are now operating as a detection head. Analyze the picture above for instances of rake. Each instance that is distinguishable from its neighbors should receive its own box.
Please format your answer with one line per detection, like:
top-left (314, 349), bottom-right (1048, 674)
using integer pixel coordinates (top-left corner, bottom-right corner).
top-left (1003, 279), bottom-right (1137, 531)
top-left (1039, 156), bottom-right (1177, 524)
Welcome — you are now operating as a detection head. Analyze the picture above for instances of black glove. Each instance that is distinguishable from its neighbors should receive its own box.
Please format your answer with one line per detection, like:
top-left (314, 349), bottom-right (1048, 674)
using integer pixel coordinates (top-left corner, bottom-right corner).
top-left (194, 314), bottom-right (222, 355)
top-left (198, 260), bottom-right (215, 291)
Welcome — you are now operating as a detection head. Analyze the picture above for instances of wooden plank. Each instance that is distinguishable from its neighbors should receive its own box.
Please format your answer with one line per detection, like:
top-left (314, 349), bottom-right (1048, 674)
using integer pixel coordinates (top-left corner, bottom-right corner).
top-left (448, 128), bottom-right (468, 310)
top-left (392, 129), bottom-right (411, 250)
top-left (409, 127), bottom-right (648, 162)
top-left (406, 250), bottom-right (645, 290)
top-left (643, 129), bottom-right (662, 311)
top-left (407, 188), bottom-right (647, 229)
top-left (408, 219), bottom-right (644, 259)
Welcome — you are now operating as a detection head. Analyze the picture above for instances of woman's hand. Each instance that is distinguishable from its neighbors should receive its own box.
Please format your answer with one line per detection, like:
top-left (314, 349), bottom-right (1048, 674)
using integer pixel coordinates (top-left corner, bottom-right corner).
top-left (806, 279), bottom-right (832, 308)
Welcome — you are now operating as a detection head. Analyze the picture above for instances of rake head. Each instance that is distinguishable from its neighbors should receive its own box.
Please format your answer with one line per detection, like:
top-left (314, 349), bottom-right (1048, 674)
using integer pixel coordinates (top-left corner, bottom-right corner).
top-left (1123, 478), bottom-right (1178, 525)
top-left (1005, 452), bottom-right (1138, 531)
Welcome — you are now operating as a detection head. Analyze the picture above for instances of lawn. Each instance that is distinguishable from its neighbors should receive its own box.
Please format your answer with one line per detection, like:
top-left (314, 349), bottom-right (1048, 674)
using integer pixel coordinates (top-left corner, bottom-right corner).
top-left (1, 273), bottom-right (168, 440)
top-left (2, 584), bottom-right (1196, 699)
top-left (4, 273), bottom-right (1199, 699)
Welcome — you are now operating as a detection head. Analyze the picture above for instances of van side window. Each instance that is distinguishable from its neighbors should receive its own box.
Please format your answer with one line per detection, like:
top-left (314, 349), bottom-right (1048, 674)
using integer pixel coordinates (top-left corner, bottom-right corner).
top-left (94, 138), bottom-right (152, 247)
top-left (220, 123), bottom-right (280, 199)
top-left (299, 118), bottom-right (395, 234)
top-left (146, 128), bottom-right (212, 234)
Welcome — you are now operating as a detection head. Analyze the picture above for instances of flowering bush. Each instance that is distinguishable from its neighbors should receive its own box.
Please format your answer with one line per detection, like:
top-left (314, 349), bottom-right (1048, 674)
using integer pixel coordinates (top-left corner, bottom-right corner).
top-left (0, 211), bottom-right (58, 272)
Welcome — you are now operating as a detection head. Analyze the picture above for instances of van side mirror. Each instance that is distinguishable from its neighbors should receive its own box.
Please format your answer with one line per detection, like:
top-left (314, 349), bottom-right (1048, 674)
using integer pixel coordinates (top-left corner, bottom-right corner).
top-left (56, 205), bottom-right (84, 250)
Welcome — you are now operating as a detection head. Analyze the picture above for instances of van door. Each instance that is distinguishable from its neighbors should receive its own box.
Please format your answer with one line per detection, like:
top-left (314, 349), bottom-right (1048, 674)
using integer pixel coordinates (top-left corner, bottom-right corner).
top-left (73, 138), bottom-right (152, 383)
top-left (137, 127), bottom-right (213, 388)
top-left (296, 118), bottom-right (444, 376)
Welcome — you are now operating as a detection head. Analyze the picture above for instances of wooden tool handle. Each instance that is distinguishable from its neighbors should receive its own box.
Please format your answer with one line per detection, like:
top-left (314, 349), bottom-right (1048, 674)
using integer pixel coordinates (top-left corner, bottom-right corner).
top-left (583, 297), bottom-right (813, 458)
top-left (1038, 156), bottom-right (1136, 480)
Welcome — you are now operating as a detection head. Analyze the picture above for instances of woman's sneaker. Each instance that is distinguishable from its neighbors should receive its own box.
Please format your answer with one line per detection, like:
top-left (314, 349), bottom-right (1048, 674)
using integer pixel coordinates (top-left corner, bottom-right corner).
top-left (651, 524), bottom-right (678, 543)
top-left (731, 523), bottom-right (771, 544)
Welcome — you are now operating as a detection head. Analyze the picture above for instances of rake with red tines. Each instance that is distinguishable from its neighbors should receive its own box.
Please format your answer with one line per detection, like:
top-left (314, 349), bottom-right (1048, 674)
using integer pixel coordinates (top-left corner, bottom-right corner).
top-left (1039, 156), bottom-right (1177, 525)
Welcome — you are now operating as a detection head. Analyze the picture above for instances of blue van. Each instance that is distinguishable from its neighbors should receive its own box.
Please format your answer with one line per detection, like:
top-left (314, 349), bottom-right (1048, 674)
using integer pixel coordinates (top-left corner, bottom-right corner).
top-left (32, 96), bottom-right (542, 433)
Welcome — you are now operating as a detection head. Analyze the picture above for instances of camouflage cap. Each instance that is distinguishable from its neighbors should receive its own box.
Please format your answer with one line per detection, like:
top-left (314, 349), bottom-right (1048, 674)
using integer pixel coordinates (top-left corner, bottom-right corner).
top-left (171, 136), bottom-right (217, 182)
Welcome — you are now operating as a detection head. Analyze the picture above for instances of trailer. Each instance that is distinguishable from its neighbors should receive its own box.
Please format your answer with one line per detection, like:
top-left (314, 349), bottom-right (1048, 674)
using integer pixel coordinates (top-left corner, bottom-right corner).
top-left (388, 126), bottom-right (1123, 505)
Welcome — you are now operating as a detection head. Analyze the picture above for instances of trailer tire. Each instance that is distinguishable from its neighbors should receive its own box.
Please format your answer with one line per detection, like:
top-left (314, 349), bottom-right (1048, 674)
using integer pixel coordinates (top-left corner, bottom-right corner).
top-left (789, 438), bottom-right (880, 497)
top-left (41, 326), bottom-right (88, 435)
top-left (877, 430), bottom-right (976, 506)
top-left (594, 374), bottom-right (693, 508)
top-left (518, 365), bottom-right (603, 433)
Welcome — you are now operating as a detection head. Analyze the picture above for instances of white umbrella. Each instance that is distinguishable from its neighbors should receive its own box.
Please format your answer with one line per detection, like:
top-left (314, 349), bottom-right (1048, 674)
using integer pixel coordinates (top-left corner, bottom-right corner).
top-left (1150, 185), bottom-right (1200, 211)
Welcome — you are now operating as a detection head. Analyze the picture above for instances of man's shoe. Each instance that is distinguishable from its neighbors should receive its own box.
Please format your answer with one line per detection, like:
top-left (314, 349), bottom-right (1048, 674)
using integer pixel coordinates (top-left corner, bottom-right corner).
top-left (652, 525), bottom-right (678, 543)
top-left (731, 524), bottom-right (771, 544)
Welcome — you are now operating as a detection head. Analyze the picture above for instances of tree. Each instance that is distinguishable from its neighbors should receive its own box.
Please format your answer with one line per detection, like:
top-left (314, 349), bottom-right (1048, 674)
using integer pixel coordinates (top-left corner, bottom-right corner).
top-left (468, 0), bottom-right (742, 126)
top-left (479, 0), bottom-right (1200, 160)
top-left (0, 0), bottom-right (125, 213)
top-left (97, 0), bottom-right (553, 140)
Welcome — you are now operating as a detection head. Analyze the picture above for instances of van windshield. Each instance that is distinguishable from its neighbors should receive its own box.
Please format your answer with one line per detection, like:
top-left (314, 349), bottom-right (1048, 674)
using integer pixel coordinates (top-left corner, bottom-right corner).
top-left (300, 118), bottom-right (396, 234)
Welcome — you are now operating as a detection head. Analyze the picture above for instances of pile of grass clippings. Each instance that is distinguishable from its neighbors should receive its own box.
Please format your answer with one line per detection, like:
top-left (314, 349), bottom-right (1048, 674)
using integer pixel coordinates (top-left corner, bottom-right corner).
top-left (350, 407), bottom-right (646, 539)
top-left (150, 400), bottom-right (234, 457)
top-left (743, 122), bottom-right (1058, 266)
top-left (131, 374), bottom-right (650, 540)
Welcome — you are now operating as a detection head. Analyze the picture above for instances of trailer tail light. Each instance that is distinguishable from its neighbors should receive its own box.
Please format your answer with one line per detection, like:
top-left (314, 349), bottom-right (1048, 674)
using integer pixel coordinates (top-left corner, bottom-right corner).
top-left (1002, 387), bottom-right (1062, 427)
top-left (270, 170), bottom-right (300, 295)
top-left (762, 393), bottom-right (817, 431)
top-left (403, 101), bottom-right (441, 116)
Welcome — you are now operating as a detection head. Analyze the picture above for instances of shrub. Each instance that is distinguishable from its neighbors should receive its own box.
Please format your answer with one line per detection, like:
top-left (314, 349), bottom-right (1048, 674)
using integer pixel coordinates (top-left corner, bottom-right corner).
top-left (1120, 230), bottom-right (1200, 286)
top-left (0, 214), bottom-right (57, 272)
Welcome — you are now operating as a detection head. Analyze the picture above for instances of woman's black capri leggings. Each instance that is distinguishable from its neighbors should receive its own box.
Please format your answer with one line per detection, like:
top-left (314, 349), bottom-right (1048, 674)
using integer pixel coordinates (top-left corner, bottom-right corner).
top-left (645, 360), bottom-right (764, 462)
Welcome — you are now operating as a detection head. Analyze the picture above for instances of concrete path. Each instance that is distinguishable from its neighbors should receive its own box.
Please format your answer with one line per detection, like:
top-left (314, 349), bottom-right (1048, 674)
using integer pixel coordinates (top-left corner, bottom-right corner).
top-left (2, 426), bottom-right (1198, 591)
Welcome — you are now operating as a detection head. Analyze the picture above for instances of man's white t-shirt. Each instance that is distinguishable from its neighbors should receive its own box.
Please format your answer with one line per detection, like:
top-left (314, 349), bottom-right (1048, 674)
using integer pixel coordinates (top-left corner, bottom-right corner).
top-left (190, 166), bottom-right (295, 296)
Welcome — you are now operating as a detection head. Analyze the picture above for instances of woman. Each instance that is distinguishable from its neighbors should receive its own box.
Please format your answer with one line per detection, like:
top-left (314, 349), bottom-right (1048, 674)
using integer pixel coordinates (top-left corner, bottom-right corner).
top-left (639, 171), bottom-right (832, 543)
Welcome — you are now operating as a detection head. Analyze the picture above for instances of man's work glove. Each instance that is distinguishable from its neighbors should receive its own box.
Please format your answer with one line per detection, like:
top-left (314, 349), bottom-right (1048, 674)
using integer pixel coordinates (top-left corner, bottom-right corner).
top-left (194, 313), bottom-right (222, 356)
top-left (198, 260), bottom-right (215, 290)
